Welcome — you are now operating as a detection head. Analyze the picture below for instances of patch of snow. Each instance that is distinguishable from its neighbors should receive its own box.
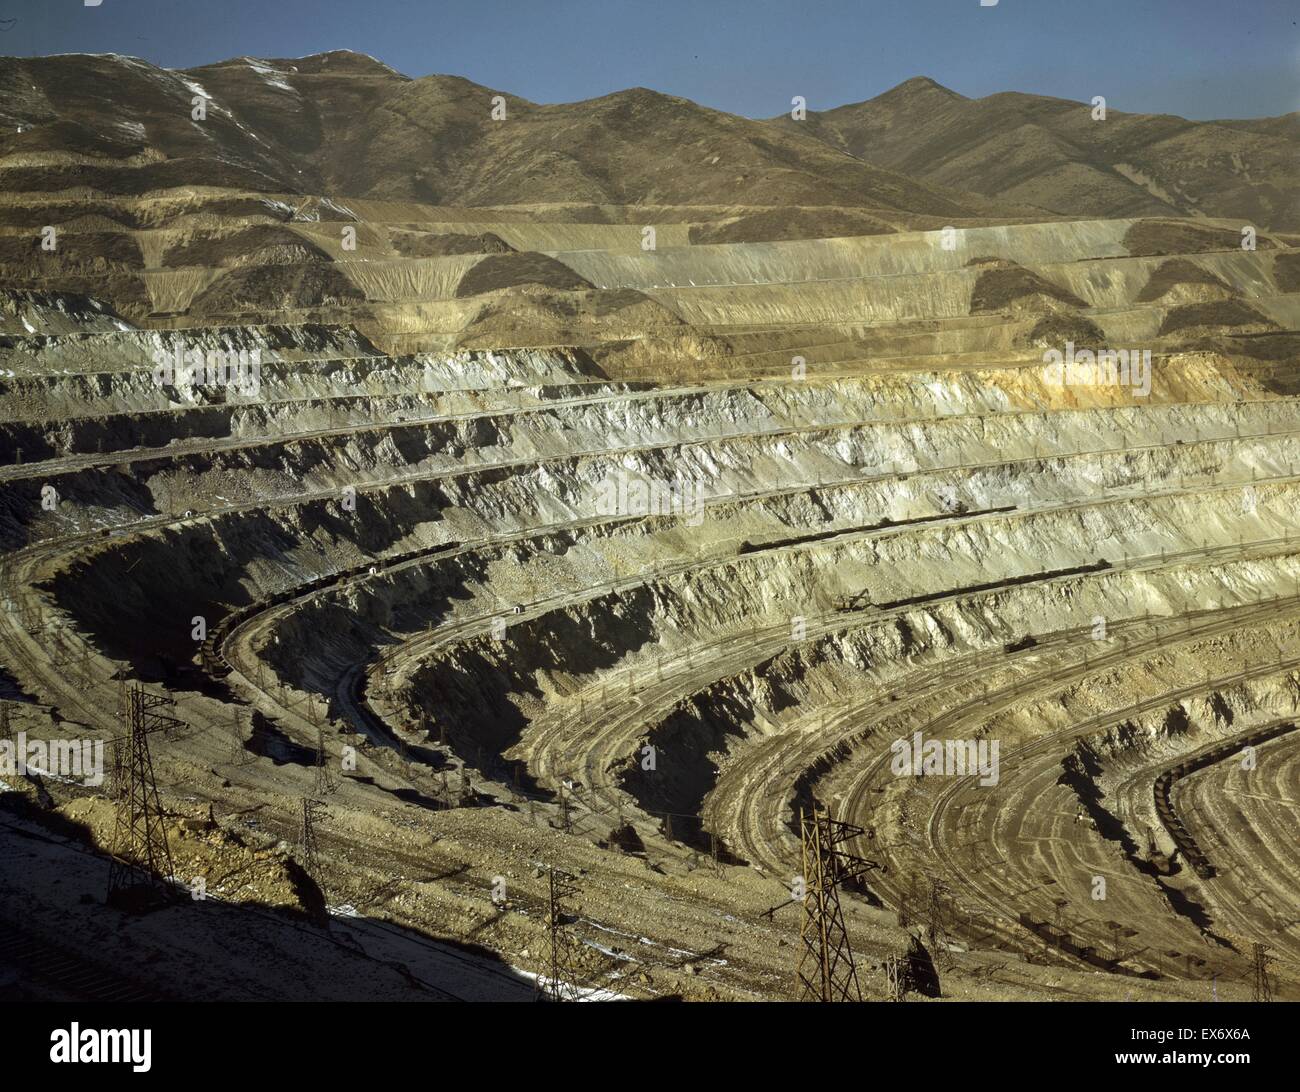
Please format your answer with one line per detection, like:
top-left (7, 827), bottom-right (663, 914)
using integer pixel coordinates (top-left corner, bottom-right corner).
top-left (580, 918), bottom-right (641, 942)
top-left (582, 939), bottom-right (635, 962)
top-left (291, 50), bottom-right (403, 77)
top-left (246, 60), bottom-right (296, 94)
top-left (21, 763), bottom-right (98, 788)
top-left (44, 53), bottom-right (151, 65)
top-left (317, 197), bottom-right (357, 220)
top-left (515, 969), bottom-right (630, 1002)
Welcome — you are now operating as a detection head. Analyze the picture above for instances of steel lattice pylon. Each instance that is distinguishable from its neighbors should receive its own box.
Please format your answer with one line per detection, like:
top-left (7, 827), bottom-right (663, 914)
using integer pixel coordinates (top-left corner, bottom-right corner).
top-left (313, 724), bottom-right (337, 797)
top-left (1252, 943), bottom-right (1272, 1002)
top-left (106, 686), bottom-right (181, 910)
top-left (795, 805), bottom-right (878, 1002)
top-left (541, 867), bottom-right (585, 1002)
top-left (109, 678), bottom-right (130, 797)
top-left (300, 796), bottom-right (325, 891)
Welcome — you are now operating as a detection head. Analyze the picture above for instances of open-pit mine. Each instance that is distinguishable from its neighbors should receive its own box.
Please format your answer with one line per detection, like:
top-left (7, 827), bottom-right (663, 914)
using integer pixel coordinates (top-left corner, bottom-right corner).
top-left (1, 49), bottom-right (1298, 1003)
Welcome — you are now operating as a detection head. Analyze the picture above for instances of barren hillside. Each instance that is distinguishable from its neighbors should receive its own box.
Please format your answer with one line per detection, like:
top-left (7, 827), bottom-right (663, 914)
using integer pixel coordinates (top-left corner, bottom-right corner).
top-left (774, 76), bottom-right (1300, 231)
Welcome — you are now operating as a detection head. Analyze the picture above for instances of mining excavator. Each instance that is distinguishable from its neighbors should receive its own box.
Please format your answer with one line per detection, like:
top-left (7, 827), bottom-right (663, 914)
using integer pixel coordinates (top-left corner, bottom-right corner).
top-left (837, 589), bottom-right (872, 612)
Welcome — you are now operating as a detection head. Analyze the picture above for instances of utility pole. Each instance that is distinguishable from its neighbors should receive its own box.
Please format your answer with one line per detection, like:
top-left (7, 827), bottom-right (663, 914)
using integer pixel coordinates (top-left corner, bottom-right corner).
top-left (929, 880), bottom-right (954, 968)
top-left (106, 686), bottom-right (181, 910)
top-left (883, 954), bottom-right (904, 1002)
top-left (541, 867), bottom-right (583, 1002)
top-left (108, 679), bottom-right (132, 797)
top-left (1107, 920), bottom-right (1124, 962)
top-left (795, 805), bottom-right (878, 1002)
top-left (897, 869), bottom-right (924, 929)
top-left (314, 724), bottom-right (336, 797)
top-left (1251, 943), bottom-right (1272, 1002)
top-left (557, 784), bottom-right (572, 833)
top-left (300, 796), bottom-right (325, 896)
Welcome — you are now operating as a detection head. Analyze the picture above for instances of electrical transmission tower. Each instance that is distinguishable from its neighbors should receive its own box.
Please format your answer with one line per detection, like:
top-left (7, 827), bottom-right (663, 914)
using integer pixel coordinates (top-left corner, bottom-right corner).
top-left (106, 686), bottom-right (182, 910)
top-left (313, 724), bottom-right (337, 797)
top-left (883, 954), bottom-right (904, 1002)
top-left (928, 879), bottom-right (952, 963)
top-left (1251, 943), bottom-right (1272, 1002)
top-left (541, 867), bottom-right (585, 1002)
top-left (109, 678), bottom-right (131, 797)
top-left (795, 805), bottom-right (878, 1002)
top-left (300, 796), bottom-right (325, 893)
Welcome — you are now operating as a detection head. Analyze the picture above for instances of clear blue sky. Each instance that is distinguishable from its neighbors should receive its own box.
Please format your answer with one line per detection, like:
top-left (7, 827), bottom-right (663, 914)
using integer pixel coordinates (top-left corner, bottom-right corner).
top-left (2, 0), bottom-right (1297, 119)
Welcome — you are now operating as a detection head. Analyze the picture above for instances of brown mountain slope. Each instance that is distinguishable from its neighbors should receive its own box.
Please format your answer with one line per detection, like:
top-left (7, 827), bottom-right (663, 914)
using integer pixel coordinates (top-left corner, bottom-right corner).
top-left (773, 77), bottom-right (1300, 230)
top-left (0, 52), bottom-right (1022, 220)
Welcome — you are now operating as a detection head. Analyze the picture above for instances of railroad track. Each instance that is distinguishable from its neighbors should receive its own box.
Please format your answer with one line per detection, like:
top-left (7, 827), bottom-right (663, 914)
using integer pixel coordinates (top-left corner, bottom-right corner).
top-left (0, 922), bottom-right (176, 1001)
top-left (341, 470), bottom-right (1300, 786)
top-left (916, 647), bottom-right (1300, 976)
top-left (1154, 719), bottom-right (1299, 879)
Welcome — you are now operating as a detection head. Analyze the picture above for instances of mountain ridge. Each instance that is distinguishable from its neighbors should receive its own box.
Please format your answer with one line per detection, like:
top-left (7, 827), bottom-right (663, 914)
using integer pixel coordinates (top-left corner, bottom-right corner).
top-left (1, 52), bottom-right (1293, 228)
top-left (0, 51), bottom-right (1025, 219)
top-left (771, 75), bottom-right (1300, 229)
